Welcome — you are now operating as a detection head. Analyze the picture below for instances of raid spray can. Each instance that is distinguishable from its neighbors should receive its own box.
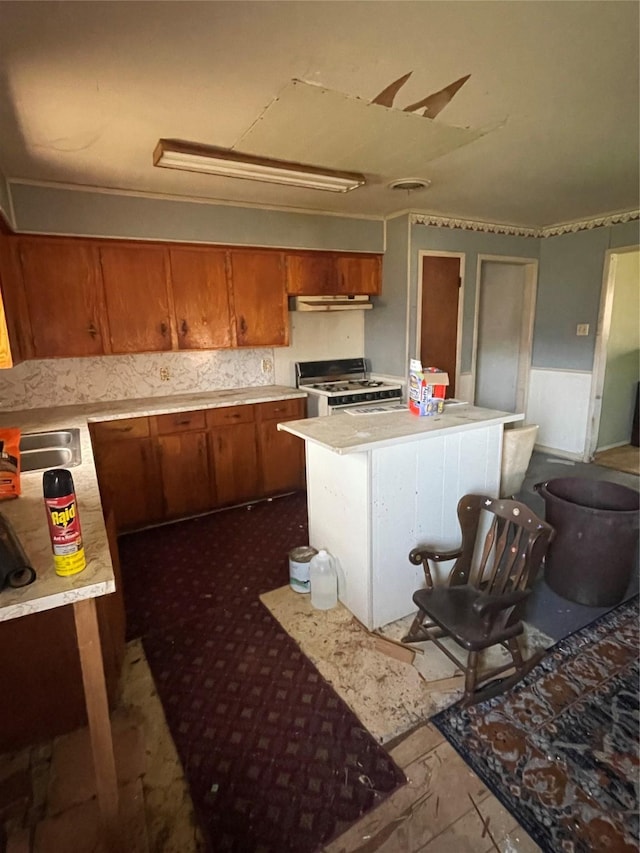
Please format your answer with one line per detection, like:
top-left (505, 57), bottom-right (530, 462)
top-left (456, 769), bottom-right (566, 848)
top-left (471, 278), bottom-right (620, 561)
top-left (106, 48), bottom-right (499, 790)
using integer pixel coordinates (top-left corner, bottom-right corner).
top-left (43, 468), bottom-right (86, 577)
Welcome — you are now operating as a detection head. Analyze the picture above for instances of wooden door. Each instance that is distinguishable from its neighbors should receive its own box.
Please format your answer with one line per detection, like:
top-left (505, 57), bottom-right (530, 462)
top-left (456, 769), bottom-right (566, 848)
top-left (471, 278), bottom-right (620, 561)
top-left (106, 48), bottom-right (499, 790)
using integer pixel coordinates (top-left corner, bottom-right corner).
top-left (335, 255), bottom-right (382, 295)
top-left (229, 251), bottom-right (288, 346)
top-left (210, 422), bottom-right (260, 507)
top-left (17, 239), bottom-right (106, 358)
top-left (99, 245), bottom-right (173, 353)
top-left (168, 248), bottom-right (232, 350)
top-left (285, 253), bottom-right (337, 295)
top-left (157, 431), bottom-right (212, 518)
top-left (420, 256), bottom-right (461, 397)
top-left (257, 398), bottom-right (306, 495)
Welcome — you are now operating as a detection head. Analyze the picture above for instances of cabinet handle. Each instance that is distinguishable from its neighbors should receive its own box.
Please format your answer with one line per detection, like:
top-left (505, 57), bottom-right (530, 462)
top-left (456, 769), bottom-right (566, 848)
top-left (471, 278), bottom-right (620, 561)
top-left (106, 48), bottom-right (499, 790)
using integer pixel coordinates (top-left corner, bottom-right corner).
top-left (180, 319), bottom-right (188, 336)
top-left (114, 425), bottom-right (133, 433)
top-left (87, 323), bottom-right (98, 338)
top-left (239, 316), bottom-right (247, 336)
top-left (176, 419), bottom-right (191, 426)
top-left (160, 322), bottom-right (168, 337)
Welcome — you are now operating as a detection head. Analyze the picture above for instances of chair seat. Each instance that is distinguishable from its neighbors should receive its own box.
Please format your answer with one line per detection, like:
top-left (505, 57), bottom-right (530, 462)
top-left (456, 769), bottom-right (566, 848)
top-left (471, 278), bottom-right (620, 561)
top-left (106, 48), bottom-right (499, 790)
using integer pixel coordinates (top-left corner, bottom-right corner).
top-left (412, 586), bottom-right (523, 651)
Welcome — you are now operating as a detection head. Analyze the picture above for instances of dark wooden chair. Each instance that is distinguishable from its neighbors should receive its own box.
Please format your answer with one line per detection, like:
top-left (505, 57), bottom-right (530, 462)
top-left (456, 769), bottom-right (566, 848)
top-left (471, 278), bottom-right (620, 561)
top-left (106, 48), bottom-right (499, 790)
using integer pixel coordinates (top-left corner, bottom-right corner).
top-left (402, 494), bottom-right (554, 706)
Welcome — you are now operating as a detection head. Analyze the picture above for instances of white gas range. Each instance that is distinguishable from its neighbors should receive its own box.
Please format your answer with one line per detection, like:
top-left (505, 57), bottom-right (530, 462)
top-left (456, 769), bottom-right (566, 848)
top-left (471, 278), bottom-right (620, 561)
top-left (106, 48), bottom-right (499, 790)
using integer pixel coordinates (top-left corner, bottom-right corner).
top-left (295, 358), bottom-right (404, 417)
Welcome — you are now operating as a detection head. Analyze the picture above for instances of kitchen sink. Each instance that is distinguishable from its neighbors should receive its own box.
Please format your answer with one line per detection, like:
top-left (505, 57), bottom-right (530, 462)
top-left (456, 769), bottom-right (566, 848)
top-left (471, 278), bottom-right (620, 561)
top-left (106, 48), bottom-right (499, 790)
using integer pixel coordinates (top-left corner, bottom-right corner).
top-left (19, 428), bottom-right (82, 473)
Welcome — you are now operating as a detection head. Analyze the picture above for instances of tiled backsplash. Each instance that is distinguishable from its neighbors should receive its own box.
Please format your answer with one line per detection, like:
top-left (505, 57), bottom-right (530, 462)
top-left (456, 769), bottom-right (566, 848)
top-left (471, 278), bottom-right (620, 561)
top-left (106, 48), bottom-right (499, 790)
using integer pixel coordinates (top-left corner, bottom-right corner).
top-left (0, 349), bottom-right (274, 411)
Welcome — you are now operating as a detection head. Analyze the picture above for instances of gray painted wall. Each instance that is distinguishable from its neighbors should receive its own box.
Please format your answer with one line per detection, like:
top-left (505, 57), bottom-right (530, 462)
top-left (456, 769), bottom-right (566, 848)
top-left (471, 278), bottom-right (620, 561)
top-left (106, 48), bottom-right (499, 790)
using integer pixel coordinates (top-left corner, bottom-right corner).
top-left (364, 214), bottom-right (409, 377)
top-left (534, 228), bottom-right (610, 370)
top-left (409, 225), bottom-right (539, 375)
top-left (534, 221), bottom-right (639, 370)
top-left (367, 217), bottom-right (639, 384)
top-left (10, 183), bottom-right (384, 252)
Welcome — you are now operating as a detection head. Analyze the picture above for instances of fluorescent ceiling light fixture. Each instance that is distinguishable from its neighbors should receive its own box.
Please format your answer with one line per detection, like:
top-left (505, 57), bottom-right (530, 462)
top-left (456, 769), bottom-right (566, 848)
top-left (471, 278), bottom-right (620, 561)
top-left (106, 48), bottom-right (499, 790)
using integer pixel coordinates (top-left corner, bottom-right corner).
top-left (153, 139), bottom-right (366, 192)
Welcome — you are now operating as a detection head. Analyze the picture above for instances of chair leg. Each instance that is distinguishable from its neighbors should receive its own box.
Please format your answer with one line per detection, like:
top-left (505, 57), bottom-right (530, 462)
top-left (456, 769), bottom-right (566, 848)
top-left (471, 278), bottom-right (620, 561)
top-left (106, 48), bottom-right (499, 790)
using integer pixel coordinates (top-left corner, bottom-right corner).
top-left (402, 610), bottom-right (437, 643)
top-left (463, 637), bottom-right (546, 706)
top-left (506, 637), bottom-right (525, 674)
top-left (463, 651), bottom-right (479, 705)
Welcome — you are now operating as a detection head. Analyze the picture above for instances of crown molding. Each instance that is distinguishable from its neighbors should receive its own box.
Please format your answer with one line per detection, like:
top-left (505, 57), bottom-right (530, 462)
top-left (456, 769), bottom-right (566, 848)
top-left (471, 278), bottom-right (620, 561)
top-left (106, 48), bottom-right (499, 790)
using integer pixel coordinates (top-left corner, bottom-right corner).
top-left (410, 213), bottom-right (539, 237)
top-left (410, 209), bottom-right (640, 238)
top-left (539, 209), bottom-right (640, 237)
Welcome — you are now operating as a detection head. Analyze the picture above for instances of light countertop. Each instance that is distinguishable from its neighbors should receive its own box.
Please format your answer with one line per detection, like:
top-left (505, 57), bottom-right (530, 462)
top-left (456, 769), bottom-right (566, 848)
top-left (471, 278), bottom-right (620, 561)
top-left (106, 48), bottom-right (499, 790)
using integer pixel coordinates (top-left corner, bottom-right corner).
top-left (0, 385), bottom-right (306, 622)
top-left (278, 404), bottom-right (523, 455)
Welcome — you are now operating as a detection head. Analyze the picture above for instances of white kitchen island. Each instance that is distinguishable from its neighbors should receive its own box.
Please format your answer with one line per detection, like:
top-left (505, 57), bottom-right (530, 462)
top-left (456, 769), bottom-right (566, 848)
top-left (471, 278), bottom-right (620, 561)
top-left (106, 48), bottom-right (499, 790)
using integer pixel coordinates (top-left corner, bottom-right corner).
top-left (279, 405), bottom-right (523, 630)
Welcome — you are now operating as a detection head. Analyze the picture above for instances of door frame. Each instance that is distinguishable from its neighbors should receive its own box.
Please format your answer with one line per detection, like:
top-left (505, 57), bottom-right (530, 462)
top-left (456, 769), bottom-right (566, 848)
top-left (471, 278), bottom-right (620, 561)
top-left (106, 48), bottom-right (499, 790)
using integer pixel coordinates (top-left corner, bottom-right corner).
top-left (585, 243), bottom-right (639, 460)
top-left (416, 250), bottom-right (465, 394)
top-left (472, 255), bottom-right (539, 412)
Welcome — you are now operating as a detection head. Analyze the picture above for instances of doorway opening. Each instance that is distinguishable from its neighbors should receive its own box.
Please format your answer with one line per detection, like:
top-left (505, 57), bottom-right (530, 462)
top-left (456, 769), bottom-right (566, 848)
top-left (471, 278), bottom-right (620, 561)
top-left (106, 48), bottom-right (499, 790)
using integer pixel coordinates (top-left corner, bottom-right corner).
top-left (473, 256), bottom-right (538, 413)
top-left (586, 245), bottom-right (640, 464)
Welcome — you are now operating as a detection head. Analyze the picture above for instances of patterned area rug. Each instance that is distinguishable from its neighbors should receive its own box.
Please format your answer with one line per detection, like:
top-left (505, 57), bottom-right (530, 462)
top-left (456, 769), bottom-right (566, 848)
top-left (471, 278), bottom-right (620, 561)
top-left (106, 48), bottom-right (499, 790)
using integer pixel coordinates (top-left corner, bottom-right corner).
top-left (432, 596), bottom-right (640, 853)
top-left (119, 493), bottom-right (405, 852)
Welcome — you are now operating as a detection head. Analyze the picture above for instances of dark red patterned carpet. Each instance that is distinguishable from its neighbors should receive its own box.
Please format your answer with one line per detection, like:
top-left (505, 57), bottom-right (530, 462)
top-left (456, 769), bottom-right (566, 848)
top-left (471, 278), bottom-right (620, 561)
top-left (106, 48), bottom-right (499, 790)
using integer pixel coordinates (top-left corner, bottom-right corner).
top-left (119, 492), bottom-right (406, 852)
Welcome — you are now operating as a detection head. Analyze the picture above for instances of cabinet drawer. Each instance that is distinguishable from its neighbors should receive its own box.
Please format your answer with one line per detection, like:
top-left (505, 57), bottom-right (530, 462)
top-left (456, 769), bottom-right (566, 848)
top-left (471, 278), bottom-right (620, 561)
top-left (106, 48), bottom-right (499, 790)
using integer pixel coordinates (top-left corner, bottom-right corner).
top-left (156, 410), bottom-right (206, 435)
top-left (91, 417), bottom-right (150, 442)
top-left (257, 398), bottom-right (305, 421)
top-left (206, 404), bottom-right (255, 427)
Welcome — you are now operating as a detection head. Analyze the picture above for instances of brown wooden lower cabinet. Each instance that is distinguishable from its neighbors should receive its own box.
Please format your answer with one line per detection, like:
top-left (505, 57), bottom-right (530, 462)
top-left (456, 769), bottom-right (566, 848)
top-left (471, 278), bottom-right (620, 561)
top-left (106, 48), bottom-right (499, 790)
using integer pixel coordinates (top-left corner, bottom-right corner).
top-left (257, 398), bottom-right (306, 495)
top-left (157, 431), bottom-right (212, 519)
top-left (0, 511), bottom-right (125, 752)
top-left (90, 417), bottom-right (162, 532)
top-left (210, 421), bottom-right (260, 508)
top-left (90, 398), bottom-right (307, 534)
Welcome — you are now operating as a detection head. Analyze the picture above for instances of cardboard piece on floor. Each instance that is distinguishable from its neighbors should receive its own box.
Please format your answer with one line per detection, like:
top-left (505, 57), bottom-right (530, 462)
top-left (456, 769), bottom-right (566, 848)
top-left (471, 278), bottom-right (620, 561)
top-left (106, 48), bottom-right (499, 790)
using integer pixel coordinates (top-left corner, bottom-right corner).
top-left (372, 635), bottom-right (417, 665)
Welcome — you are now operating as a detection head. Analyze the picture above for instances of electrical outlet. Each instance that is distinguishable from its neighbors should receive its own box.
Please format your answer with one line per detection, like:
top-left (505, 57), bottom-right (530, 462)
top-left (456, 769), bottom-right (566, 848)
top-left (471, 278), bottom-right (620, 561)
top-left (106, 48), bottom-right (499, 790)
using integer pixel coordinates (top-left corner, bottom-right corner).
top-left (159, 366), bottom-right (170, 381)
top-left (576, 324), bottom-right (589, 336)
top-left (261, 358), bottom-right (273, 375)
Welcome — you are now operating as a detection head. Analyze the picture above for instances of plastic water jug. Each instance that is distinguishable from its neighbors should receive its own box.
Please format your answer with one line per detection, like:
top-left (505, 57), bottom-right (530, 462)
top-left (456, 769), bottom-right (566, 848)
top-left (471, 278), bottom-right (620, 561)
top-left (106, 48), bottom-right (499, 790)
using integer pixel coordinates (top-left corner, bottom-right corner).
top-left (309, 549), bottom-right (338, 610)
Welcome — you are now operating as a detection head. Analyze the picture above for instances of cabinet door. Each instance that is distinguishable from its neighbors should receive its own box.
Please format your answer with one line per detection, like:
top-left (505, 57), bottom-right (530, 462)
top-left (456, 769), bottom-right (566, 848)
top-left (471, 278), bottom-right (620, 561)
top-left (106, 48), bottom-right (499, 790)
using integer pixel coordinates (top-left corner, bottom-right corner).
top-left (335, 255), bottom-right (382, 295)
top-left (92, 436), bottom-right (162, 532)
top-left (17, 239), bottom-right (106, 358)
top-left (0, 237), bottom-right (30, 364)
top-left (285, 253), bottom-right (337, 295)
top-left (0, 289), bottom-right (13, 368)
top-left (157, 431), bottom-right (212, 519)
top-left (169, 248), bottom-right (232, 350)
top-left (229, 251), bottom-right (288, 346)
top-left (257, 399), bottom-right (306, 495)
top-left (99, 245), bottom-right (174, 353)
top-left (209, 422), bottom-right (260, 507)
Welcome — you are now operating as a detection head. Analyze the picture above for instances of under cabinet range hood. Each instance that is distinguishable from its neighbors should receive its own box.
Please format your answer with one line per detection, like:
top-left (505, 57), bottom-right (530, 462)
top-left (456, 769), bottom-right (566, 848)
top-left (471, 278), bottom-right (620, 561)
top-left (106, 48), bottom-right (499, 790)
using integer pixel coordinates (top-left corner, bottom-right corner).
top-left (291, 295), bottom-right (372, 312)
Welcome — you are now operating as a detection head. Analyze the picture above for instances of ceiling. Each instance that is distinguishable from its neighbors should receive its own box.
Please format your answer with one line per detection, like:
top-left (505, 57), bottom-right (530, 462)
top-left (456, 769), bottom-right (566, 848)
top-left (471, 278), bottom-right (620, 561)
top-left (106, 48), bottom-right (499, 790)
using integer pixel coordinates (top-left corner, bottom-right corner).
top-left (0, 1), bottom-right (638, 229)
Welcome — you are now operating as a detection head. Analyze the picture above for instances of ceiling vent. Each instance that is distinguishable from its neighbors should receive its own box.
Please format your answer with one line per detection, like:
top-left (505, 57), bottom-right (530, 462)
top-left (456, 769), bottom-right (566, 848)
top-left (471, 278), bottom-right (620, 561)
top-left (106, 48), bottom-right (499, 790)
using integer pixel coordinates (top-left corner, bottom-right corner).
top-left (388, 178), bottom-right (431, 191)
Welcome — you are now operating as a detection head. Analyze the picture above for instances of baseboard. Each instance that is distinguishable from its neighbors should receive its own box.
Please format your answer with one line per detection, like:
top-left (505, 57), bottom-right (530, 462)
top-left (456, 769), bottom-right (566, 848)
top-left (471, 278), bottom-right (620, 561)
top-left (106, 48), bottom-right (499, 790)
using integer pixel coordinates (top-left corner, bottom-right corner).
top-left (534, 444), bottom-right (585, 463)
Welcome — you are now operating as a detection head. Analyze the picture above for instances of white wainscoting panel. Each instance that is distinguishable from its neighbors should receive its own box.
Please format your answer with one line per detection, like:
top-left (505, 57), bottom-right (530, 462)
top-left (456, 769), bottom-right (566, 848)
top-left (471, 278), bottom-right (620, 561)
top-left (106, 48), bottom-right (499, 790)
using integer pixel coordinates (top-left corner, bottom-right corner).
top-left (527, 368), bottom-right (592, 457)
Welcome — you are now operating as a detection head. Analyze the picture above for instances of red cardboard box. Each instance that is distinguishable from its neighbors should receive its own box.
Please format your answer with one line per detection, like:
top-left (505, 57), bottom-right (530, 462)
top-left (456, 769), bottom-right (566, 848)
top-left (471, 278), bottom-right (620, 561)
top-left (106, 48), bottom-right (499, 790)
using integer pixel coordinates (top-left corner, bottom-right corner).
top-left (408, 361), bottom-right (449, 417)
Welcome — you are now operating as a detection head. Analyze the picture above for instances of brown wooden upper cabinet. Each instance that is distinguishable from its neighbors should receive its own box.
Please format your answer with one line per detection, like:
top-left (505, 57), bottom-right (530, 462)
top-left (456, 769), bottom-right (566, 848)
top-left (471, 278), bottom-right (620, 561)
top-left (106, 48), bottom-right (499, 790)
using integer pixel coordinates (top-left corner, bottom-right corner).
top-left (168, 247), bottom-right (232, 350)
top-left (285, 252), bottom-right (382, 296)
top-left (99, 244), bottom-right (174, 353)
top-left (229, 250), bottom-right (288, 347)
top-left (12, 238), bottom-right (107, 359)
top-left (0, 237), bottom-right (25, 366)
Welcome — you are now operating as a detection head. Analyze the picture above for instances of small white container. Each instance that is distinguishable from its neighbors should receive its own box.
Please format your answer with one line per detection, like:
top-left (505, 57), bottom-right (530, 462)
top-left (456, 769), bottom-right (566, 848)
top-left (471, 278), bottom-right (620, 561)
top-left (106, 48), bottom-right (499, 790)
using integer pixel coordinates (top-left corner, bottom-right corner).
top-left (288, 546), bottom-right (317, 593)
top-left (309, 549), bottom-right (338, 610)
